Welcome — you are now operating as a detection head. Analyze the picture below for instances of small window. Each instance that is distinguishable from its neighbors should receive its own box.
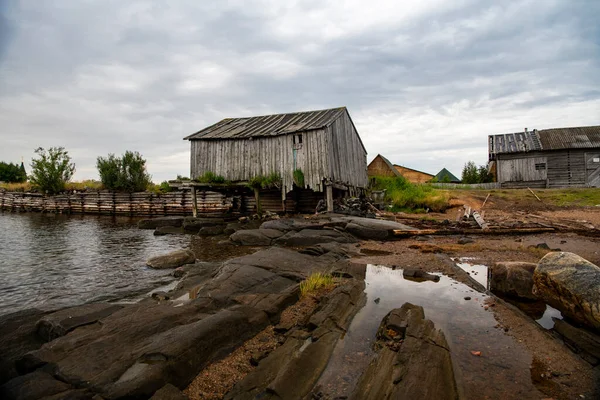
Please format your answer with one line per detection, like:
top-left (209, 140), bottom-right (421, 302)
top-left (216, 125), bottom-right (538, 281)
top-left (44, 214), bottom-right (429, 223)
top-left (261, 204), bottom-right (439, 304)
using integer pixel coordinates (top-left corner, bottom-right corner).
top-left (294, 134), bottom-right (303, 144)
top-left (535, 163), bottom-right (546, 170)
top-left (593, 157), bottom-right (600, 163)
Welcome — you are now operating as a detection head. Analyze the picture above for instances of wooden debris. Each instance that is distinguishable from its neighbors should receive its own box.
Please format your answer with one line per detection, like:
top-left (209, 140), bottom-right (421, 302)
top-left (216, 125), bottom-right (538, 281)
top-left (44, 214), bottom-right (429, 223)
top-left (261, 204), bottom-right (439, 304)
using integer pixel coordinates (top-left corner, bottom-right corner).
top-left (472, 211), bottom-right (489, 230)
top-left (393, 227), bottom-right (555, 237)
top-left (463, 205), bottom-right (472, 220)
top-left (528, 187), bottom-right (541, 202)
top-left (481, 193), bottom-right (491, 209)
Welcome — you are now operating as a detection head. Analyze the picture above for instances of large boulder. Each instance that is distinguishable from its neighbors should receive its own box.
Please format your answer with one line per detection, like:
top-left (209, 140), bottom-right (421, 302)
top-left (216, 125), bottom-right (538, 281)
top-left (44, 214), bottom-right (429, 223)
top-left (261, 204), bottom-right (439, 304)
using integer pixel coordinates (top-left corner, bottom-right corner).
top-left (230, 229), bottom-right (284, 246)
top-left (146, 250), bottom-right (196, 269)
top-left (342, 217), bottom-right (416, 240)
top-left (274, 229), bottom-right (357, 246)
top-left (138, 217), bottom-right (184, 230)
top-left (183, 218), bottom-right (225, 233)
top-left (533, 252), bottom-right (600, 332)
top-left (490, 262), bottom-right (537, 300)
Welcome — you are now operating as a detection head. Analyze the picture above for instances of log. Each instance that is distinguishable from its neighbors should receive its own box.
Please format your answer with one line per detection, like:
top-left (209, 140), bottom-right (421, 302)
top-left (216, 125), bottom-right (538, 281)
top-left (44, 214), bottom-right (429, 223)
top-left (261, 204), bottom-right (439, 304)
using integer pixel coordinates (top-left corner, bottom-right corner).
top-left (463, 205), bottom-right (471, 220)
top-left (481, 193), bottom-right (491, 209)
top-left (393, 227), bottom-right (556, 238)
top-left (472, 211), bottom-right (489, 230)
top-left (528, 187), bottom-right (541, 202)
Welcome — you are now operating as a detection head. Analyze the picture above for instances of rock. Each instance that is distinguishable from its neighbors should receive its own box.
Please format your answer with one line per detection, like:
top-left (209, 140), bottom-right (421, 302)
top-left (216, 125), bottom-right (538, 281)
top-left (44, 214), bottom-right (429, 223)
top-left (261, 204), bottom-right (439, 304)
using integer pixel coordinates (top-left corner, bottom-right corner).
top-left (154, 226), bottom-right (185, 236)
top-left (0, 371), bottom-right (73, 400)
top-left (250, 351), bottom-right (269, 366)
top-left (260, 219), bottom-right (325, 232)
top-left (352, 303), bottom-right (458, 400)
top-left (150, 383), bottom-right (188, 400)
top-left (224, 223), bottom-right (242, 235)
top-left (182, 217), bottom-right (225, 233)
top-left (490, 262), bottom-right (538, 301)
top-left (152, 291), bottom-right (170, 301)
top-left (458, 237), bottom-right (474, 245)
top-left (464, 296), bottom-right (471, 300)
top-left (36, 303), bottom-right (123, 342)
top-left (536, 243), bottom-right (551, 250)
top-left (173, 267), bottom-right (185, 278)
top-left (402, 269), bottom-right (440, 283)
top-left (230, 229), bottom-right (284, 246)
top-left (146, 250), bottom-right (196, 269)
top-left (274, 229), bottom-right (357, 246)
top-left (198, 225), bottom-right (225, 236)
top-left (138, 217), bottom-right (184, 230)
top-left (533, 252), bottom-right (600, 332)
top-left (553, 318), bottom-right (600, 365)
top-left (342, 217), bottom-right (416, 240)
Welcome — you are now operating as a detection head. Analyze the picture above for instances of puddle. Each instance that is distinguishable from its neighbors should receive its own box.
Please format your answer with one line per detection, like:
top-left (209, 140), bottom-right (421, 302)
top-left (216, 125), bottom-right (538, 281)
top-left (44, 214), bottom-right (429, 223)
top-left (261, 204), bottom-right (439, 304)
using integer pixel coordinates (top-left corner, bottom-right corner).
top-left (315, 265), bottom-right (544, 400)
top-left (454, 257), bottom-right (489, 289)
top-left (536, 305), bottom-right (563, 329)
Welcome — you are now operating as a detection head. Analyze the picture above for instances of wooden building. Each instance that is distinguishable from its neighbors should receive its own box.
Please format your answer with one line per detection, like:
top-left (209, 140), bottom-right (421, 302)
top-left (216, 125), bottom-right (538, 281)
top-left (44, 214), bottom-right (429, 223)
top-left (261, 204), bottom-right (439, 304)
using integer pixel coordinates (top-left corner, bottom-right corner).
top-left (184, 107), bottom-right (368, 212)
top-left (489, 126), bottom-right (600, 188)
top-left (393, 165), bottom-right (434, 183)
top-left (367, 154), bottom-right (401, 178)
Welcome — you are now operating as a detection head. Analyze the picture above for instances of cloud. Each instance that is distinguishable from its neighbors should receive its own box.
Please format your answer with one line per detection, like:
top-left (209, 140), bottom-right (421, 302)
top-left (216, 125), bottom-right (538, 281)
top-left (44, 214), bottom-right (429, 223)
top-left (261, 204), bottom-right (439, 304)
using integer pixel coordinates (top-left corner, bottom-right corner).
top-left (0, 0), bottom-right (599, 182)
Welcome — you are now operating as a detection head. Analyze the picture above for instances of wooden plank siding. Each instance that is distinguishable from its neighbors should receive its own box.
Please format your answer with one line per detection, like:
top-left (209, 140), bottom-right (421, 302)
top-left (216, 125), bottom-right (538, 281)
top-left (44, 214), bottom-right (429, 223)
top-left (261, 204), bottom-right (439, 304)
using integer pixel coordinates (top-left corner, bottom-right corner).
top-left (394, 166), bottom-right (434, 183)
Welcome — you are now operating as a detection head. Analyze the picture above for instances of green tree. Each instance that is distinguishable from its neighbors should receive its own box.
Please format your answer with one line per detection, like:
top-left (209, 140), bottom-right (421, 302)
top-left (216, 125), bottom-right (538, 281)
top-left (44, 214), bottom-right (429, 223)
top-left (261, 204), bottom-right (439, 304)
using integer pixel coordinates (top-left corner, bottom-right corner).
top-left (29, 147), bottom-right (75, 194)
top-left (0, 161), bottom-right (27, 183)
top-left (461, 161), bottom-right (479, 184)
top-left (477, 165), bottom-right (493, 183)
top-left (97, 151), bottom-right (152, 192)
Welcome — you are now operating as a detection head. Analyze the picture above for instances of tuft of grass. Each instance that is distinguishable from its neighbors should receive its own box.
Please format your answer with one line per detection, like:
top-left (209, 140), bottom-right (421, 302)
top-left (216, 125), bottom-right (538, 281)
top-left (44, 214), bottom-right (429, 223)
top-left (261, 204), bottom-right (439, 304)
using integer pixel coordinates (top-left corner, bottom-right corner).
top-left (0, 180), bottom-right (103, 192)
top-left (196, 171), bottom-right (226, 184)
top-left (293, 169), bottom-right (305, 187)
top-left (370, 176), bottom-right (450, 213)
top-left (247, 172), bottom-right (282, 190)
top-left (300, 272), bottom-right (335, 297)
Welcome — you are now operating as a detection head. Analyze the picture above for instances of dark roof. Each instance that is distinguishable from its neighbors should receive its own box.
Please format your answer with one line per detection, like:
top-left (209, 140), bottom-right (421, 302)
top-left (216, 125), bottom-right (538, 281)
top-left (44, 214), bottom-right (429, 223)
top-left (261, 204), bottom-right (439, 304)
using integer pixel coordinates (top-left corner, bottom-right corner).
top-left (435, 168), bottom-right (460, 182)
top-left (184, 107), bottom-right (347, 140)
top-left (489, 125), bottom-right (600, 155)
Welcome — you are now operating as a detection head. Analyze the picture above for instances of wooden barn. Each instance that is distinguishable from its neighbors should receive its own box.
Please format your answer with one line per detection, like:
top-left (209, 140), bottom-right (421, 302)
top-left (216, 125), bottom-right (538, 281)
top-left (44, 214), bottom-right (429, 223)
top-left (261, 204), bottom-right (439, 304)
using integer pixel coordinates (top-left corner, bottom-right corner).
top-left (394, 165), bottom-right (434, 184)
top-left (367, 154), bottom-right (401, 178)
top-left (184, 107), bottom-right (368, 212)
top-left (489, 126), bottom-right (600, 188)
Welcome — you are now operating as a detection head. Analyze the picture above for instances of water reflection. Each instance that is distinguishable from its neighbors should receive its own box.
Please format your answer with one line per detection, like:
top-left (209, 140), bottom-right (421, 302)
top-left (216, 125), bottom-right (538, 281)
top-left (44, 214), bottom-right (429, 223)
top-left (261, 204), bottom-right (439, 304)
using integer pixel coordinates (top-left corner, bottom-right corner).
top-left (0, 213), bottom-right (193, 316)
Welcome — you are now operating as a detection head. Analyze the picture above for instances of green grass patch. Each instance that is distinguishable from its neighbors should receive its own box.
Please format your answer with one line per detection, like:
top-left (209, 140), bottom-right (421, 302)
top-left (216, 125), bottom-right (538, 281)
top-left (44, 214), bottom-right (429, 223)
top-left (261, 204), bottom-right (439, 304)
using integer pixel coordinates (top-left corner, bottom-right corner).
top-left (247, 172), bottom-right (282, 189)
top-left (195, 171), bottom-right (226, 184)
top-left (293, 169), bottom-right (305, 187)
top-left (300, 272), bottom-right (335, 297)
top-left (370, 176), bottom-right (450, 212)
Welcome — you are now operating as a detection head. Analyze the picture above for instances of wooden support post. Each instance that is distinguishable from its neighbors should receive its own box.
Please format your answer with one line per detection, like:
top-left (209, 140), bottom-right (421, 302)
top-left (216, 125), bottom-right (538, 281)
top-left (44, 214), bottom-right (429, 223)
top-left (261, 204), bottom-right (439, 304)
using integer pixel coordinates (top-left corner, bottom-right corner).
top-left (326, 184), bottom-right (334, 212)
top-left (191, 187), bottom-right (198, 218)
top-left (254, 188), bottom-right (261, 215)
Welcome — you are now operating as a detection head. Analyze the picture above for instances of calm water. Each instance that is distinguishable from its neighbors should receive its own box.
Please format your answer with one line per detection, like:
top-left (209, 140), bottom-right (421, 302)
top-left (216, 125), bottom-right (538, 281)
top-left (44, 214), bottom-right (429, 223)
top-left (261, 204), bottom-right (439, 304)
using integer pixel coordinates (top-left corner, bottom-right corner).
top-left (0, 212), bottom-right (193, 316)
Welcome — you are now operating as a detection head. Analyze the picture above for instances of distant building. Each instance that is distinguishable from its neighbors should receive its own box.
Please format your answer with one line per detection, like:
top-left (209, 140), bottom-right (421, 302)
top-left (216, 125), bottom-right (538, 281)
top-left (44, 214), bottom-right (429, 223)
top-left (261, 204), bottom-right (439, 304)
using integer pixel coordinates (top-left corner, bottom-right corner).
top-left (489, 125), bottom-right (600, 188)
top-left (434, 168), bottom-right (461, 183)
top-left (393, 165), bottom-right (434, 184)
top-left (367, 154), bottom-right (401, 178)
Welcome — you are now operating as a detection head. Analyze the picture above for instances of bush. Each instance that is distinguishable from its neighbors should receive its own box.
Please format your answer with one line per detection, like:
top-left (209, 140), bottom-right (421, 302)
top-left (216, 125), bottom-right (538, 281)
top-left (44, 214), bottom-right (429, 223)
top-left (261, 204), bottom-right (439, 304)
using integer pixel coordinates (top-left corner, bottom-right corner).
top-left (0, 161), bottom-right (27, 183)
top-left (247, 172), bottom-right (281, 190)
top-left (29, 147), bottom-right (75, 194)
top-left (300, 272), bottom-right (335, 297)
top-left (196, 171), bottom-right (226, 184)
top-left (370, 175), bottom-right (449, 212)
top-left (97, 151), bottom-right (152, 192)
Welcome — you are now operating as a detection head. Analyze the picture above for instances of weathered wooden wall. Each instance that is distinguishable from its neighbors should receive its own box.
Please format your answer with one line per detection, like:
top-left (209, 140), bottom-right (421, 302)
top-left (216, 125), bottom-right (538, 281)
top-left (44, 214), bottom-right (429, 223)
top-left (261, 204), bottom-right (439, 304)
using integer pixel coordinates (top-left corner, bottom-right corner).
top-left (497, 149), bottom-right (598, 188)
top-left (325, 111), bottom-right (369, 188)
top-left (367, 155), bottom-right (397, 177)
top-left (190, 129), bottom-right (330, 194)
top-left (394, 166), bottom-right (434, 183)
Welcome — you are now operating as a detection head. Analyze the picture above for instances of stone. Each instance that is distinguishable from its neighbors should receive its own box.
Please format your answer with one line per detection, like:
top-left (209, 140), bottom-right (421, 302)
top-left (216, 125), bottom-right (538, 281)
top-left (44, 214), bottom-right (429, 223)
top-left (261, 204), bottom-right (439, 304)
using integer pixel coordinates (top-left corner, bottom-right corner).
top-left (490, 262), bottom-right (538, 301)
top-left (138, 217), bottom-right (184, 230)
top-left (150, 383), bottom-right (189, 400)
top-left (553, 318), bottom-right (600, 365)
top-left (146, 249), bottom-right (196, 269)
top-left (198, 225), bottom-right (225, 236)
top-left (458, 237), bottom-right (474, 245)
top-left (152, 291), bottom-right (170, 301)
top-left (173, 267), bottom-right (185, 278)
top-left (402, 269), bottom-right (440, 283)
top-left (0, 371), bottom-right (73, 400)
top-left (154, 226), bottom-right (185, 236)
top-left (342, 217), bottom-right (416, 240)
top-left (352, 303), bottom-right (459, 400)
top-left (182, 217), bottom-right (225, 233)
top-left (230, 229), bottom-right (284, 246)
top-left (224, 223), bottom-right (242, 235)
top-left (36, 303), bottom-right (123, 342)
top-left (533, 252), bottom-right (600, 332)
top-left (260, 219), bottom-right (325, 232)
top-left (274, 229), bottom-right (357, 246)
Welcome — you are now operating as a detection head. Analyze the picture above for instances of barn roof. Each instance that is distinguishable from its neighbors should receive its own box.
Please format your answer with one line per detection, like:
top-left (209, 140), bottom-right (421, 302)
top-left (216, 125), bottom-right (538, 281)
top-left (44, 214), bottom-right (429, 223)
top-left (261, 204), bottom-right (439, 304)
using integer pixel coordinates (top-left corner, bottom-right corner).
top-left (184, 107), bottom-right (348, 140)
top-left (489, 125), bottom-right (600, 155)
top-left (434, 168), bottom-right (460, 183)
top-left (374, 154), bottom-right (402, 177)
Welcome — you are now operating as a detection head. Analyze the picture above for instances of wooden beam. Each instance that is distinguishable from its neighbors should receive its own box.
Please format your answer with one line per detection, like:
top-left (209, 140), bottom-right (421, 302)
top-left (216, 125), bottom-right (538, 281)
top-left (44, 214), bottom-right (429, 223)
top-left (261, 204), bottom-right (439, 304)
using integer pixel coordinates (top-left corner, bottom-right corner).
top-left (191, 187), bottom-right (198, 218)
top-left (393, 227), bottom-right (555, 238)
top-left (326, 185), bottom-right (334, 212)
top-left (472, 211), bottom-right (489, 230)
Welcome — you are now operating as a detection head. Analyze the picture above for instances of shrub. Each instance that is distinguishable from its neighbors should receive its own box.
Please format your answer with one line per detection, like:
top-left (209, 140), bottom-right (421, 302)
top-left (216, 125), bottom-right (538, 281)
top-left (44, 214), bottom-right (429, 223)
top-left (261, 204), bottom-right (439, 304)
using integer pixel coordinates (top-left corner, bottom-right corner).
top-left (30, 147), bottom-right (75, 194)
top-left (300, 272), bottom-right (335, 297)
top-left (293, 169), bottom-right (305, 187)
top-left (370, 175), bottom-right (449, 212)
top-left (97, 151), bottom-right (152, 192)
top-left (0, 161), bottom-right (27, 183)
top-left (196, 171), bottom-right (226, 184)
top-left (247, 172), bottom-right (282, 190)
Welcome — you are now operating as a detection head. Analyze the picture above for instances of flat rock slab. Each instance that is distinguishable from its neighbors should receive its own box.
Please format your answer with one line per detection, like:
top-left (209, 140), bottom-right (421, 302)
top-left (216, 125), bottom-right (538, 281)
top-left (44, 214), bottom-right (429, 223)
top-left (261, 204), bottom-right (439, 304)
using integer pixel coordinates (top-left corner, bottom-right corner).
top-left (230, 229), bottom-right (284, 246)
top-left (553, 318), bottom-right (600, 365)
top-left (260, 219), bottom-right (326, 232)
top-left (533, 252), bottom-right (600, 332)
top-left (352, 303), bottom-right (458, 400)
top-left (138, 217), bottom-right (184, 230)
top-left (183, 217), bottom-right (225, 233)
top-left (341, 217), bottom-right (416, 240)
top-left (36, 303), bottom-right (123, 342)
top-left (274, 229), bottom-right (357, 246)
top-left (147, 249), bottom-right (196, 269)
top-left (490, 262), bottom-right (537, 300)
top-left (0, 371), bottom-right (74, 400)
top-left (150, 383), bottom-right (189, 400)
top-left (154, 226), bottom-right (186, 236)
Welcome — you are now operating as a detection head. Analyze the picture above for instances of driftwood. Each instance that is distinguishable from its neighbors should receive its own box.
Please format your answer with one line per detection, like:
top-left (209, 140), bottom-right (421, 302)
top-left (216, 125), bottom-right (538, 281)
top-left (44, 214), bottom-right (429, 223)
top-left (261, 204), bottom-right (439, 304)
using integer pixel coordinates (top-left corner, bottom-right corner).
top-left (481, 193), bottom-right (491, 209)
top-left (463, 205), bottom-right (472, 220)
top-left (393, 227), bottom-right (556, 238)
top-left (472, 211), bottom-right (489, 230)
top-left (528, 187), bottom-right (541, 202)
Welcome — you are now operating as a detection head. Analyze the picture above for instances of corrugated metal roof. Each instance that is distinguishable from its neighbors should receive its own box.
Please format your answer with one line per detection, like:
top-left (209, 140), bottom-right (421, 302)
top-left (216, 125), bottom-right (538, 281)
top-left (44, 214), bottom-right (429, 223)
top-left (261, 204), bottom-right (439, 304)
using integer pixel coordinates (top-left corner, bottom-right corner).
top-left (184, 107), bottom-right (347, 140)
top-left (435, 168), bottom-right (460, 182)
top-left (489, 125), bottom-right (600, 155)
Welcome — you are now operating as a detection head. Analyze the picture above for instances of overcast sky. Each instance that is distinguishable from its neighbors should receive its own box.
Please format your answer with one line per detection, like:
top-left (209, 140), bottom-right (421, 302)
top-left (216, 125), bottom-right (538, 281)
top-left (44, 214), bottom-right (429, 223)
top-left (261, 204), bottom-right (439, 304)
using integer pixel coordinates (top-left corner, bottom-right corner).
top-left (1, 0), bottom-right (599, 182)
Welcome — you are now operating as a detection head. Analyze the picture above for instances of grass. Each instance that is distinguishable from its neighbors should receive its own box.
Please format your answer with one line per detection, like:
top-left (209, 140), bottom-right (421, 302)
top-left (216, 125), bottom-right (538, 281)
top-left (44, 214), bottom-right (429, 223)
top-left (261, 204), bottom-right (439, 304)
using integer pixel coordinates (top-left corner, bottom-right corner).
top-left (0, 180), bottom-right (103, 192)
top-left (451, 188), bottom-right (600, 207)
top-left (195, 171), bottom-right (226, 184)
top-left (300, 272), bottom-right (335, 297)
top-left (370, 175), bottom-right (450, 213)
top-left (247, 172), bottom-right (282, 190)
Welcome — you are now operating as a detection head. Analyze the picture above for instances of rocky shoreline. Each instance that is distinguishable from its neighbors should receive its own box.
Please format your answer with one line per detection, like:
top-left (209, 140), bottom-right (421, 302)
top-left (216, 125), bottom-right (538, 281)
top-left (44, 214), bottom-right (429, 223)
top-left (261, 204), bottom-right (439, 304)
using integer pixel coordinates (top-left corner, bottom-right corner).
top-left (1, 214), bottom-right (600, 399)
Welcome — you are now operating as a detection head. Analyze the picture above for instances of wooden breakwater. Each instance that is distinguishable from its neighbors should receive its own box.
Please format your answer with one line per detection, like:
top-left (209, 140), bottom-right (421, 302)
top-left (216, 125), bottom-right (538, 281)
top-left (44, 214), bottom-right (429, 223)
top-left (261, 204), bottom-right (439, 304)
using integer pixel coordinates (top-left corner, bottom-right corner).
top-left (0, 190), bottom-right (228, 216)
